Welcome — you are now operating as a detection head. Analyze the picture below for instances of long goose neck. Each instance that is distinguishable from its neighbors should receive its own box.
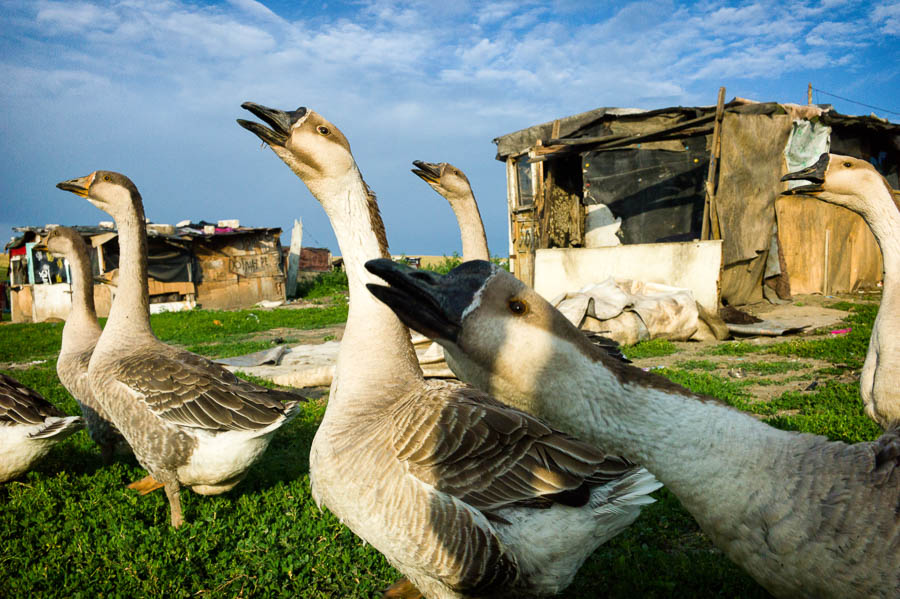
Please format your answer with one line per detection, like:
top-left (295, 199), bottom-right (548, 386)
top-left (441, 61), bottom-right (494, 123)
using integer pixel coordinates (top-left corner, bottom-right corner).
top-left (315, 166), bottom-right (422, 404)
top-left (853, 181), bottom-right (900, 322)
top-left (499, 348), bottom-right (803, 523)
top-left (104, 200), bottom-right (153, 339)
top-left (859, 183), bottom-right (900, 279)
top-left (448, 193), bottom-right (489, 262)
top-left (60, 241), bottom-right (101, 354)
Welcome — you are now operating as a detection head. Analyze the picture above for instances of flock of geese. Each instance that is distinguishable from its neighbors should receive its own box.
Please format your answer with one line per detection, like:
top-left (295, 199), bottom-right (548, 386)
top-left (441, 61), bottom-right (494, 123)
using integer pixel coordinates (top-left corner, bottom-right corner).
top-left (0, 103), bottom-right (897, 598)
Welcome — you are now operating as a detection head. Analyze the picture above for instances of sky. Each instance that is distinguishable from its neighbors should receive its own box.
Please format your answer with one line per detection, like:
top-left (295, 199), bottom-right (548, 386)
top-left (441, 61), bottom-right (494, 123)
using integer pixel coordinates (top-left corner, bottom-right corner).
top-left (1, 0), bottom-right (898, 257)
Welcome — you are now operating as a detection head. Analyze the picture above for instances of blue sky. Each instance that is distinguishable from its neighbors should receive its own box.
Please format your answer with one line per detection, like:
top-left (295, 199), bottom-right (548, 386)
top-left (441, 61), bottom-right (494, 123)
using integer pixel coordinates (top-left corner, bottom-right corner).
top-left (1, 0), bottom-right (898, 256)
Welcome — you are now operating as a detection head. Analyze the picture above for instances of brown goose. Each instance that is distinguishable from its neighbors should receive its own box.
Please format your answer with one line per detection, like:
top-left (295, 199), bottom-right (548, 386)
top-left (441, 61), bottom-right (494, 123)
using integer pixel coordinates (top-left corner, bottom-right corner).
top-left (0, 373), bottom-right (83, 482)
top-left (237, 102), bottom-right (660, 598)
top-left (411, 160), bottom-right (489, 262)
top-left (46, 226), bottom-right (129, 463)
top-left (364, 257), bottom-right (900, 599)
top-left (783, 153), bottom-right (900, 429)
top-left (409, 160), bottom-right (629, 365)
top-left (56, 171), bottom-right (302, 527)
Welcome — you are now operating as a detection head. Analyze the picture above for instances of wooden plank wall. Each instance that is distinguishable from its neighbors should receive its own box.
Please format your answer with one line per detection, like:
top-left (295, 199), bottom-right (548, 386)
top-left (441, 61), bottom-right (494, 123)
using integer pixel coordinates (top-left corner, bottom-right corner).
top-left (776, 196), bottom-right (882, 295)
top-left (194, 232), bottom-right (286, 310)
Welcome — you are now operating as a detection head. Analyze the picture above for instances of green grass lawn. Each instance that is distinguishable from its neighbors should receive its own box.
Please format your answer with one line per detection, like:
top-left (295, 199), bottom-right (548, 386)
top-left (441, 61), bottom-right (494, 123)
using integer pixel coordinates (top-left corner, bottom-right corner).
top-left (0, 299), bottom-right (884, 597)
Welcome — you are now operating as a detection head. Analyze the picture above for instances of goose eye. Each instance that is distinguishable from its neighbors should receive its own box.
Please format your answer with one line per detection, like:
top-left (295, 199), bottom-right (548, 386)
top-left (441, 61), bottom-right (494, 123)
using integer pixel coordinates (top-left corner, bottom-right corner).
top-left (843, 162), bottom-right (852, 168)
top-left (508, 299), bottom-right (528, 316)
top-left (103, 175), bottom-right (111, 181)
top-left (317, 126), bottom-right (330, 135)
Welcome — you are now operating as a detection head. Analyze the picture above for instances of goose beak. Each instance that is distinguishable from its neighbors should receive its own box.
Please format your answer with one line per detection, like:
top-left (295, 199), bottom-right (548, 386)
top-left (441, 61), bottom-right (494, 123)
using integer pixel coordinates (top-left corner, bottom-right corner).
top-left (237, 102), bottom-right (308, 148)
top-left (56, 174), bottom-right (94, 198)
top-left (411, 160), bottom-right (442, 185)
top-left (781, 153), bottom-right (828, 195)
top-left (366, 259), bottom-right (496, 343)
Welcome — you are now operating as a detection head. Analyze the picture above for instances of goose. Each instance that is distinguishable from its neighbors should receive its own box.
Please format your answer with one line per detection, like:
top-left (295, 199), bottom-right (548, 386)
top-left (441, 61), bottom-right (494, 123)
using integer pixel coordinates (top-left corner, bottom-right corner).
top-left (411, 161), bottom-right (489, 262)
top-left (55, 171), bottom-right (302, 527)
top-left (0, 373), bottom-right (83, 482)
top-left (238, 102), bottom-right (661, 598)
top-left (782, 153), bottom-right (900, 430)
top-left (410, 160), bottom-right (628, 364)
top-left (364, 257), bottom-right (900, 599)
top-left (46, 226), bottom-right (130, 463)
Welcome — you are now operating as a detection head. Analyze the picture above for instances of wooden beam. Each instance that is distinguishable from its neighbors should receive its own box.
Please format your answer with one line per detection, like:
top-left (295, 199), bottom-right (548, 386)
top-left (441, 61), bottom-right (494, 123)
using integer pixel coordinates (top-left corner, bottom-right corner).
top-left (702, 87), bottom-right (726, 240)
top-left (285, 218), bottom-right (302, 298)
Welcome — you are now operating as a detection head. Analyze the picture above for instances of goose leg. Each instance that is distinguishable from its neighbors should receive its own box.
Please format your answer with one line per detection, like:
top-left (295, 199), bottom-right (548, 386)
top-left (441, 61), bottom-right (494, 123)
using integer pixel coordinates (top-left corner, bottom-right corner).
top-left (382, 577), bottom-right (424, 599)
top-left (164, 481), bottom-right (184, 528)
top-left (127, 474), bottom-right (165, 495)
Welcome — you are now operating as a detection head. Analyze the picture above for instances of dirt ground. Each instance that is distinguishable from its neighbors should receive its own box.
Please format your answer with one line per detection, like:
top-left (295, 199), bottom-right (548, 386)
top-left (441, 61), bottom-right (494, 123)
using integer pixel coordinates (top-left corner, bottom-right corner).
top-left (628, 291), bottom-right (878, 403)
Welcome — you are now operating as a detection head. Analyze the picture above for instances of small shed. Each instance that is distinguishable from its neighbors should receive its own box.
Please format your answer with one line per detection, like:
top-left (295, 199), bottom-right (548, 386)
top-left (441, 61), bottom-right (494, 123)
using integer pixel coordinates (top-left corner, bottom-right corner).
top-left (6, 221), bottom-right (286, 322)
top-left (493, 95), bottom-right (900, 306)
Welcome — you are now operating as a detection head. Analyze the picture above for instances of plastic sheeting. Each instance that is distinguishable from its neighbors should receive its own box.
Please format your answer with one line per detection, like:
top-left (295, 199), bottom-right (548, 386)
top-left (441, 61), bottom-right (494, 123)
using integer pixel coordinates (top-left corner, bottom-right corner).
top-left (582, 141), bottom-right (709, 244)
top-left (100, 238), bottom-right (195, 283)
top-left (551, 278), bottom-right (725, 345)
top-left (716, 111), bottom-right (793, 305)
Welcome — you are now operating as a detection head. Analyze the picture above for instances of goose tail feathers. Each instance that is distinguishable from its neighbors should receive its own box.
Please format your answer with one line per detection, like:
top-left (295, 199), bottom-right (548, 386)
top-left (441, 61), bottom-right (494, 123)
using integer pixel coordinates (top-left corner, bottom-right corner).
top-left (249, 399), bottom-right (301, 438)
top-left (28, 416), bottom-right (84, 440)
top-left (594, 467), bottom-right (662, 511)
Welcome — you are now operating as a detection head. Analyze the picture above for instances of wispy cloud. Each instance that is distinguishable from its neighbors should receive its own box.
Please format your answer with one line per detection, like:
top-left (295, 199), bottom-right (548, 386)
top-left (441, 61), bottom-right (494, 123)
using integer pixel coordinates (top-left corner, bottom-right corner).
top-left (1, 0), bottom-right (897, 253)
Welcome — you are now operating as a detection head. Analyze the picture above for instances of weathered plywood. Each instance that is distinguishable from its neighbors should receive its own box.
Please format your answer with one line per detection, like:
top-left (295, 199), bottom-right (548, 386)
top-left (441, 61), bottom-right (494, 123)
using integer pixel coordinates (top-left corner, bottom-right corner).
top-left (10, 286), bottom-right (33, 323)
top-left (299, 248), bottom-right (331, 272)
top-left (534, 241), bottom-right (722, 311)
top-left (147, 279), bottom-right (195, 297)
top-left (230, 250), bottom-right (282, 278)
top-left (776, 196), bottom-right (882, 295)
top-left (196, 276), bottom-right (285, 311)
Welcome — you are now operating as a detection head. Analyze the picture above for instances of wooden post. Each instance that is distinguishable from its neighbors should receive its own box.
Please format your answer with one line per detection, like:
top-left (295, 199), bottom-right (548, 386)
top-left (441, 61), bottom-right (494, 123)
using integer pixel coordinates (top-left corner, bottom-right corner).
top-left (285, 218), bottom-right (302, 298)
top-left (702, 87), bottom-right (726, 240)
top-left (807, 83), bottom-right (813, 105)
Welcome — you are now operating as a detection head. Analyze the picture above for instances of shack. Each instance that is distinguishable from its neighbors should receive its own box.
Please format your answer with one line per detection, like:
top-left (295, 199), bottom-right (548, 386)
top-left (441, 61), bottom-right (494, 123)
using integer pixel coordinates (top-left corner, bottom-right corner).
top-left (6, 221), bottom-right (286, 322)
top-left (494, 94), bottom-right (900, 307)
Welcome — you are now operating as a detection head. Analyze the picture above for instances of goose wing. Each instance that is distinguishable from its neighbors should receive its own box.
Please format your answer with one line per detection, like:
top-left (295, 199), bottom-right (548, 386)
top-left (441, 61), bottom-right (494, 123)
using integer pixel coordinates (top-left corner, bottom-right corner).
top-left (112, 346), bottom-right (302, 432)
top-left (392, 381), bottom-right (634, 513)
top-left (0, 373), bottom-right (67, 425)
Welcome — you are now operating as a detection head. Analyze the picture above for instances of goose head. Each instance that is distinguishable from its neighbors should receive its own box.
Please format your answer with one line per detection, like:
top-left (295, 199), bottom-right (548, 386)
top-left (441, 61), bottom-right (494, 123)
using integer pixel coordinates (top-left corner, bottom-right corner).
top-left (365, 258), bottom-right (609, 406)
top-left (44, 226), bottom-right (84, 260)
top-left (411, 160), bottom-right (473, 204)
top-left (238, 102), bottom-right (355, 194)
top-left (56, 171), bottom-right (143, 222)
top-left (781, 153), bottom-right (896, 219)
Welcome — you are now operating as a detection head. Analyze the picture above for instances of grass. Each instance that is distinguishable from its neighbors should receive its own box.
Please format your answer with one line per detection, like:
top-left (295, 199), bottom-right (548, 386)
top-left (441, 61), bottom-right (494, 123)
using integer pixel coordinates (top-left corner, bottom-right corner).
top-left (295, 269), bottom-right (349, 300)
top-left (0, 299), bottom-right (886, 597)
top-left (622, 338), bottom-right (678, 359)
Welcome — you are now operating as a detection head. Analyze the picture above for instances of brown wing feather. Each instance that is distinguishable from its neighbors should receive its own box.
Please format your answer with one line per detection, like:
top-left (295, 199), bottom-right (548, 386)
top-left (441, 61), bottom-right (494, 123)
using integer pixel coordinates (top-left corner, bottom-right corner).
top-left (0, 373), bottom-right (67, 425)
top-left (391, 380), bottom-right (635, 514)
top-left (112, 345), bottom-right (303, 432)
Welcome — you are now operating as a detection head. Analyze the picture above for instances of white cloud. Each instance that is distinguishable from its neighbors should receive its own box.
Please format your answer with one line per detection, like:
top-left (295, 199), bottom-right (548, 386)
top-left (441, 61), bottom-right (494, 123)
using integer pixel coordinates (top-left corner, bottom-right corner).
top-left (35, 1), bottom-right (116, 33)
top-left (806, 20), bottom-right (869, 46)
top-left (871, 1), bottom-right (900, 34)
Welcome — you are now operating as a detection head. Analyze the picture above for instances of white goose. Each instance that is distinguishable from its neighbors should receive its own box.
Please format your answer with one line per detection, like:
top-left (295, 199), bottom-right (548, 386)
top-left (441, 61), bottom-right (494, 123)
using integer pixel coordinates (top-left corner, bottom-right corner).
top-left (783, 153), bottom-right (900, 429)
top-left (56, 171), bottom-right (302, 527)
top-left (364, 257), bottom-right (900, 599)
top-left (0, 373), bottom-right (83, 482)
top-left (411, 161), bottom-right (489, 262)
top-left (238, 102), bottom-right (661, 599)
top-left (46, 226), bottom-right (129, 463)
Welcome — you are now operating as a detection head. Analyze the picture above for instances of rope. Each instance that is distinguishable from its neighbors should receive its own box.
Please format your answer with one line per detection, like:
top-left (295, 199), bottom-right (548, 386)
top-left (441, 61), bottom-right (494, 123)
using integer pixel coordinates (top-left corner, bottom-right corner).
top-left (810, 87), bottom-right (900, 117)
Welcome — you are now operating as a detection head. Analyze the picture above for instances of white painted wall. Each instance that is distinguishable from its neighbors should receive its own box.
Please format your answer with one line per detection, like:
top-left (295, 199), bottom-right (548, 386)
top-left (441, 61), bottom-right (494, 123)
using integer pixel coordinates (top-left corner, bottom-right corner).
top-left (534, 241), bottom-right (722, 311)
